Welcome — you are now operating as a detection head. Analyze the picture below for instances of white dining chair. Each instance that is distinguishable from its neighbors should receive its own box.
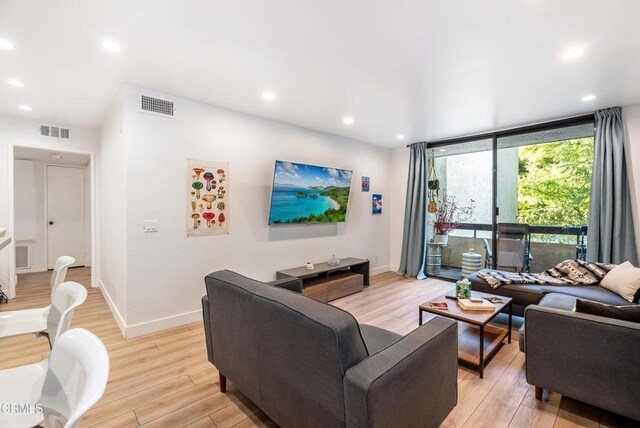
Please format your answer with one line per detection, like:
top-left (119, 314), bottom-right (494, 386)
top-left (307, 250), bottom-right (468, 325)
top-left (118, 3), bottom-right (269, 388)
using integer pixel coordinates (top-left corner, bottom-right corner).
top-left (50, 255), bottom-right (75, 293)
top-left (0, 328), bottom-right (110, 428)
top-left (0, 281), bottom-right (87, 346)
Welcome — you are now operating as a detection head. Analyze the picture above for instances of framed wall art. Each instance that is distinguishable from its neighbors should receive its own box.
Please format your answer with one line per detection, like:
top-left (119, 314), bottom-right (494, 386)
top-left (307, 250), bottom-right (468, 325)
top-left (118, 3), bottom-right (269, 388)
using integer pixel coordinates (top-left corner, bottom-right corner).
top-left (187, 159), bottom-right (229, 236)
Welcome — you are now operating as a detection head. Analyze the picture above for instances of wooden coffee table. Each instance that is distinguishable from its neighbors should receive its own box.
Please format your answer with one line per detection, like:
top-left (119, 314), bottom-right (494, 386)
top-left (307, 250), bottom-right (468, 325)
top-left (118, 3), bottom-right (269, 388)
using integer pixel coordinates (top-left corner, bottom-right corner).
top-left (419, 290), bottom-right (513, 379)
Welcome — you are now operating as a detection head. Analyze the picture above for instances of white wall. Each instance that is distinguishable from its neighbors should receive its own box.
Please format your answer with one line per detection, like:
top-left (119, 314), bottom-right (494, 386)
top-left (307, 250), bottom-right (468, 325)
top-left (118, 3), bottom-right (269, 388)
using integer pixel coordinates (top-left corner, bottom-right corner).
top-left (97, 90), bottom-right (128, 329)
top-left (0, 115), bottom-right (98, 298)
top-left (389, 147), bottom-right (409, 271)
top-left (116, 85), bottom-right (391, 335)
top-left (623, 104), bottom-right (640, 254)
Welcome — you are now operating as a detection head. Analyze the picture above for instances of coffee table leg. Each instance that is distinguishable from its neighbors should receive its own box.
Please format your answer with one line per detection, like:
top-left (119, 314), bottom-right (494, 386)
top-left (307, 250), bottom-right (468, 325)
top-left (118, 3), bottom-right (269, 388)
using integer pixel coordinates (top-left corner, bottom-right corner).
top-left (479, 325), bottom-right (484, 379)
top-left (419, 309), bottom-right (422, 326)
top-left (508, 301), bottom-right (513, 344)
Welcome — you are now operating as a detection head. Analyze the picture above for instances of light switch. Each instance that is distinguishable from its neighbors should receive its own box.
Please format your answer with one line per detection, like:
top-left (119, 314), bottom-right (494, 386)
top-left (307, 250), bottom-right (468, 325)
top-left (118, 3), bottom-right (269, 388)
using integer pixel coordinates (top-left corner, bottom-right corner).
top-left (143, 219), bottom-right (158, 233)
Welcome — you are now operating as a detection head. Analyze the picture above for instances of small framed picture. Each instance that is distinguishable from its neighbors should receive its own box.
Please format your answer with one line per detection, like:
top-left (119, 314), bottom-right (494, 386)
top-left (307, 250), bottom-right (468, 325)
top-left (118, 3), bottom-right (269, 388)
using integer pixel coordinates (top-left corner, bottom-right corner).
top-left (361, 176), bottom-right (370, 192)
top-left (372, 194), bottom-right (382, 214)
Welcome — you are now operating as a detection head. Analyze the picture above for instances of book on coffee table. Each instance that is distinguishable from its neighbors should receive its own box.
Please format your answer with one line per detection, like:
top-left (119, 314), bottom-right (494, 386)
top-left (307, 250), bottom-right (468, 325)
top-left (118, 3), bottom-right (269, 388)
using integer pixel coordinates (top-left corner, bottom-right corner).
top-left (428, 301), bottom-right (449, 310)
top-left (457, 298), bottom-right (495, 312)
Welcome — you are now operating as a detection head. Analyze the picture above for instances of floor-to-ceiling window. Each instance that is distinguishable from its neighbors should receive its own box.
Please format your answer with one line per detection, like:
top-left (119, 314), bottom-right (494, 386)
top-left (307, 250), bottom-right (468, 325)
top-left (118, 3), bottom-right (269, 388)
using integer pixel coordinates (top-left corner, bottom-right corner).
top-left (425, 116), bottom-right (595, 280)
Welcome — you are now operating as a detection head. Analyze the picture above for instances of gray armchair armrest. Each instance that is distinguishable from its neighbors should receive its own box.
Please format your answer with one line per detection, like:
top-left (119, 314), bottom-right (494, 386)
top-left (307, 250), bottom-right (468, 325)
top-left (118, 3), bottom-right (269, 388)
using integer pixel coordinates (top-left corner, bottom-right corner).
top-left (344, 317), bottom-right (458, 428)
top-left (202, 295), bottom-right (214, 364)
top-left (525, 305), bottom-right (640, 421)
top-left (266, 277), bottom-right (303, 293)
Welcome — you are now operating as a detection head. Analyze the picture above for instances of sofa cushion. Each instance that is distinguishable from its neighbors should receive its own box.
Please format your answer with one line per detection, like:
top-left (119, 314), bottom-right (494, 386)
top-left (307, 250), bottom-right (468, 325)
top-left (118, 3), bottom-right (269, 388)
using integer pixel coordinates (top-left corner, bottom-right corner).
top-left (600, 261), bottom-right (640, 303)
top-left (574, 299), bottom-right (640, 323)
top-left (537, 293), bottom-right (578, 311)
top-left (359, 324), bottom-right (402, 354)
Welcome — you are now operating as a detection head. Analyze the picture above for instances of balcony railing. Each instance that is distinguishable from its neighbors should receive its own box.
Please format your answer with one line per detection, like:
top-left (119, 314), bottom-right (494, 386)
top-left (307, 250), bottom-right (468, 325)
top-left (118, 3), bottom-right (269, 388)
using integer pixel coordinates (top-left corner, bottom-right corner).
top-left (455, 223), bottom-right (587, 245)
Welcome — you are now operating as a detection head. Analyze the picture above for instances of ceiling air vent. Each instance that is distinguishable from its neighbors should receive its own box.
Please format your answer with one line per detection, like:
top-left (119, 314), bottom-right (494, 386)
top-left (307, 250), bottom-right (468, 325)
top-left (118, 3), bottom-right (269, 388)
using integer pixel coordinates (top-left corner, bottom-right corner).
top-left (140, 95), bottom-right (175, 117)
top-left (40, 125), bottom-right (70, 139)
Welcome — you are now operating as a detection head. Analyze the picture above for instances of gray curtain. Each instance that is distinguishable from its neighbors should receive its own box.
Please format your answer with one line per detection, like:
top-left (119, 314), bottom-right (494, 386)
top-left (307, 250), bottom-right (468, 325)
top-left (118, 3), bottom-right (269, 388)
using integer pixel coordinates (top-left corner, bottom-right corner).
top-left (398, 143), bottom-right (429, 279)
top-left (587, 107), bottom-right (638, 265)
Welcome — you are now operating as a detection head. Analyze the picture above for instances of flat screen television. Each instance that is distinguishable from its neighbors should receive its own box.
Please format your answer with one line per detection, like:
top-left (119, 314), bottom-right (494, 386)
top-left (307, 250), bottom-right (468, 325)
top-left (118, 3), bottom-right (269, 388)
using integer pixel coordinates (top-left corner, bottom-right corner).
top-left (268, 160), bottom-right (353, 225)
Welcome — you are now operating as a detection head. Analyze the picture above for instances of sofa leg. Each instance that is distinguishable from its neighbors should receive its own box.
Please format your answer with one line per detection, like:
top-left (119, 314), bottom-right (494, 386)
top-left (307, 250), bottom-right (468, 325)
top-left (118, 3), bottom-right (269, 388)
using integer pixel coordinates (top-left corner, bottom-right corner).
top-left (219, 373), bottom-right (227, 393)
top-left (535, 386), bottom-right (543, 400)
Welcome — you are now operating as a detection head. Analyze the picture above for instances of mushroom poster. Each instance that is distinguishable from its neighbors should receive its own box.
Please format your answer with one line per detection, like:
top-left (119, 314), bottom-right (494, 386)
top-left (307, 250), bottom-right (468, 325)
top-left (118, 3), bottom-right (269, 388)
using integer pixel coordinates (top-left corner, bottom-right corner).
top-left (187, 159), bottom-right (229, 236)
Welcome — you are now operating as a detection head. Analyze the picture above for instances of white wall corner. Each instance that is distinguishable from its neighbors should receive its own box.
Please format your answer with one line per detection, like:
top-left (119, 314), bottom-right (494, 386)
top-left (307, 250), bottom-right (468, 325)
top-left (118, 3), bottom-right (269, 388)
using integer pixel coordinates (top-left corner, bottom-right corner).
top-left (97, 279), bottom-right (127, 338)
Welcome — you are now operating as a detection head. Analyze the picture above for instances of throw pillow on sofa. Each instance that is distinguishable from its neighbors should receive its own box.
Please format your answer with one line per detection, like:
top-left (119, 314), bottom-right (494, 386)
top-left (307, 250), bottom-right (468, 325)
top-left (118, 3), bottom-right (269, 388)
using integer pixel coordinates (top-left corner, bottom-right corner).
top-left (574, 299), bottom-right (640, 323)
top-left (600, 261), bottom-right (640, 303)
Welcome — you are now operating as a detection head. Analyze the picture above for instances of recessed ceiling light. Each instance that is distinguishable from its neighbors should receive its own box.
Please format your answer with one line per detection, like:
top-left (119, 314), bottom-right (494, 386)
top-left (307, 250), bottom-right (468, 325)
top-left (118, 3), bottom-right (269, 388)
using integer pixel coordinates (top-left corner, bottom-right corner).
top-left (101, 40), bottom-right (121, 53)
top-left (18, 105), bottom-right (32, 111)
top-left (562, 46), bottom-right (585, 60)
top-left (0, 39), bottom-right (15, 50)
top-left (439, 149), bottom-right (446, 152)
top-left (343, 116), bottom-right (354, 125)
top-left (49, 153), bottom-right (63, 159)
top-left (397, 135), bottom-right (405, 140)
top-left (8, 79), bottom-right (24, 88)
top-left (581, 94), bottom-right (596, 101)
top-left (262, 91), bottom-right (276, 101)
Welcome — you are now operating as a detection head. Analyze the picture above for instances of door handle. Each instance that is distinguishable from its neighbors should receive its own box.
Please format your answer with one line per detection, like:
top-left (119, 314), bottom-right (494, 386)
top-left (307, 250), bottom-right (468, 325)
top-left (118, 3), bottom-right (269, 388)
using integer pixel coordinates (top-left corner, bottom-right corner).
top-left (49, 221), bottom-right (54, 225)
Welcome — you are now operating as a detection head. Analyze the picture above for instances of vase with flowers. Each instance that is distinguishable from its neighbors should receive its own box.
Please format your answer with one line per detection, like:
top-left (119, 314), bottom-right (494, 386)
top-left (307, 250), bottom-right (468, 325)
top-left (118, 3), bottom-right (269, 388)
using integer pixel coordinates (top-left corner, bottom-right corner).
top-left (432, 194), bottom-right (475, 245)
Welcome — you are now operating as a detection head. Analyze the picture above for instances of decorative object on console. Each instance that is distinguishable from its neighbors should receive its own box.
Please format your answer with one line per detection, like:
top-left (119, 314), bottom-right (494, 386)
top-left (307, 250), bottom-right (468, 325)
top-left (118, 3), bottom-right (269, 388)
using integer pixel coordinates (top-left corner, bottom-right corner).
top-left (0, 228), bottom-right (6, 237)
top-left (456, 278), bottom-right (472, 298)
top-left (187, 159), bottom-right (229, 236)
top-left (372, 194), bottom-right (382, 214)
top-left (599, 261), bottom-right (640, 302)
top-left (305, 262), bottom-right (314, 270)
top-left (361, 176), bottom-right (370, 192)
top-left (432, 193), bottom-right (475, 245)
top-left (327, 254), bottom-right (340, 266)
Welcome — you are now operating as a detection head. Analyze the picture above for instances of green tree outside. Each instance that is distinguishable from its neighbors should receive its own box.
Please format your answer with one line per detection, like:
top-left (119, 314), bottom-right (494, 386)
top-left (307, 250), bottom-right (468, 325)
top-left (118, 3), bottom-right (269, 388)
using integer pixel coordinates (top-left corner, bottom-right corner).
top-left (517, 138), bottom-right (594, 243)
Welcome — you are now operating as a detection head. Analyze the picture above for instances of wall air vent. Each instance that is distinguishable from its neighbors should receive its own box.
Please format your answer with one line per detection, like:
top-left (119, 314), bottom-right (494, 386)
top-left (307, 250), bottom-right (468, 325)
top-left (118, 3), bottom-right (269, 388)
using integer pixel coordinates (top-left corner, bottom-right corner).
top-left (15, 245), bottom-right (30, 269)
top-left (40, 125), bottom-right (70, 139)
top-left (140, 95), bottom-right (175, 117)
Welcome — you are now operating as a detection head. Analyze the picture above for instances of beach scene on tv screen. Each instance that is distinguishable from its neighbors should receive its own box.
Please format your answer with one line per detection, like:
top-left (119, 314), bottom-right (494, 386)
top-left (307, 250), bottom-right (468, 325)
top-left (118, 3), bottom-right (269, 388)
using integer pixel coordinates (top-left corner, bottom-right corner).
top-left (269, 161), bottom-right (353, 224)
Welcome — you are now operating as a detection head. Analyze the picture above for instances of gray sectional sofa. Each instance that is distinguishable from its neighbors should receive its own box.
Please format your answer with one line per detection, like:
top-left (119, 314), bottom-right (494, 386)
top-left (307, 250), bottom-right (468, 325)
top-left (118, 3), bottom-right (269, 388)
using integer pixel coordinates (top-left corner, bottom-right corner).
top-left (202, 270), bottom-right (458, 428)
top-left (467, 269), bottom-right (630, 317)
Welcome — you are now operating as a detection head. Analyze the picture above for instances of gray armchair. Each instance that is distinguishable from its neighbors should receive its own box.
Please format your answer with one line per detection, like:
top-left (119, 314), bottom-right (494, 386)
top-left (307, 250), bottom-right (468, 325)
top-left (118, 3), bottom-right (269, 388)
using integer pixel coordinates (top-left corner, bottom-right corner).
top-left (525, 296), bottom-right (640, 421)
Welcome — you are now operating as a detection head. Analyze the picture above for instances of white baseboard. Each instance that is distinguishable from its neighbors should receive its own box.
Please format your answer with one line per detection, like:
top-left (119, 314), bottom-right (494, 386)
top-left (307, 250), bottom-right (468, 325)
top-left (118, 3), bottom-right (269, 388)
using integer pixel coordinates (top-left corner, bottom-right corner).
top-left (97, 278), bottom-right (201, 339)
top-left (97, 280), bottom-right (127, 338)
top-left (125, 310), bottom-right (203, 339)
top-left (371, 265), bottom-right (392, 276)
top-left (389, 264), bottom-right (399, 272)
top-left (16, 264), bottom-right (46, 274)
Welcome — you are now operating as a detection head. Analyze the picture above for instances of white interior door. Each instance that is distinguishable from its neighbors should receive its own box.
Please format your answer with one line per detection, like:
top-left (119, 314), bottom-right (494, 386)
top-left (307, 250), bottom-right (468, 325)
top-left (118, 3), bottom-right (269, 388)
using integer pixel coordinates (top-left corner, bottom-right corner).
top-left (47, 165), bottom-right (85, 269)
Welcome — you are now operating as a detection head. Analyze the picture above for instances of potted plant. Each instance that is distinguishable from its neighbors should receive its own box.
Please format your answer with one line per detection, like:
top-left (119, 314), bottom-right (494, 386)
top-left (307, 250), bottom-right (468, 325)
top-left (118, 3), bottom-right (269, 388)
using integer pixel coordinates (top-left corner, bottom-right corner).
top-left (432, 194), bottom-right (475, 245)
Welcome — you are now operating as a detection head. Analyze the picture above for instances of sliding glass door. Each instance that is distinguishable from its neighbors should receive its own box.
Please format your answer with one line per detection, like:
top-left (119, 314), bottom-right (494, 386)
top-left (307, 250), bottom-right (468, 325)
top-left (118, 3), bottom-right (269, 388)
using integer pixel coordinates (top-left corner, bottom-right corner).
top-left (426, 139), bottom-right (493, 279)
top-left (496, 123), bottom-right (595, 272)
top-left (426, 117), bottom-right (595, 280)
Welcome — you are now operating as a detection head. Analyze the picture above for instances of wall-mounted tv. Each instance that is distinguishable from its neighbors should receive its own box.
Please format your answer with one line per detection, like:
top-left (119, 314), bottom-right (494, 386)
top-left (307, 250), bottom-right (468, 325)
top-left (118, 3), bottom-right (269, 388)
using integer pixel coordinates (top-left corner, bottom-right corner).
top-left (268, 160), bottom-right (353, 225)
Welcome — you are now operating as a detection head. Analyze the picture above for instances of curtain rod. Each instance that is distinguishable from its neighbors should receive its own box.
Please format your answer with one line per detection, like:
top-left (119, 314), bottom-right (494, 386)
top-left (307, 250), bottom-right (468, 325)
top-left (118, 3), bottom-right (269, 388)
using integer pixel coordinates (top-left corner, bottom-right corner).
top-left (406, 113), bottom-right (595, 148)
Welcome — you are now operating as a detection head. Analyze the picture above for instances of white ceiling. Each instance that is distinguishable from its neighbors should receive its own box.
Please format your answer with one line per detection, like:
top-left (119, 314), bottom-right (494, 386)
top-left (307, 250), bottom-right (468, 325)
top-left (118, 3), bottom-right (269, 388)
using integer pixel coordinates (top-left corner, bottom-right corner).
top-left (1, 0), bottom-right (639, 148)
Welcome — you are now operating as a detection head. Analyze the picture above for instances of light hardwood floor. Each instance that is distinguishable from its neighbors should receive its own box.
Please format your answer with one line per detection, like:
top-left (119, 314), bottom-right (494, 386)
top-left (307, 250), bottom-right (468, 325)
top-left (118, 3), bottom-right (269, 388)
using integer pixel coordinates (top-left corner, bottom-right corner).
top-left (0, 269), bottom-right (635, 427)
